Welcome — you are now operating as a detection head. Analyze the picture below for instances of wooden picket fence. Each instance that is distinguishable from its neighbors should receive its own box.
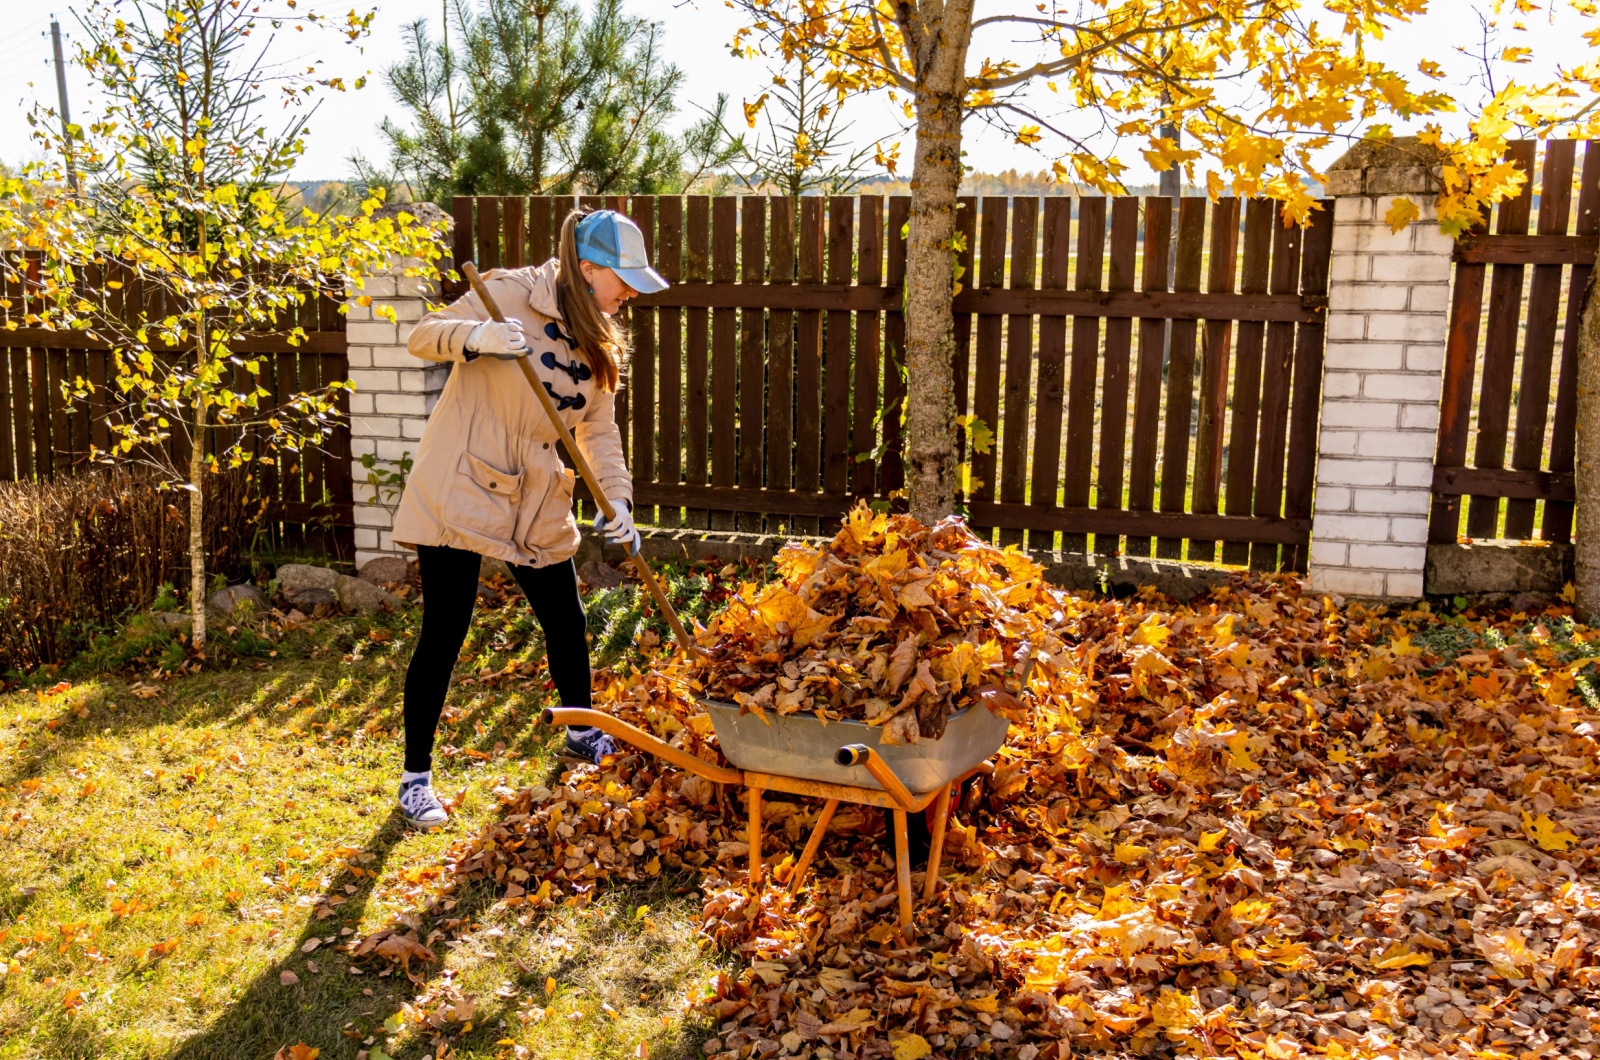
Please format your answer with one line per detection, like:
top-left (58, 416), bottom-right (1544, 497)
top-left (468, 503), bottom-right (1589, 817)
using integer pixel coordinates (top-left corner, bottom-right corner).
top-left (1430, 138), bottom-right (1597, 546)
top-left (453, 192), bottom-right (1334, 569)
top-left (0, 253), bottom-right (355, 557)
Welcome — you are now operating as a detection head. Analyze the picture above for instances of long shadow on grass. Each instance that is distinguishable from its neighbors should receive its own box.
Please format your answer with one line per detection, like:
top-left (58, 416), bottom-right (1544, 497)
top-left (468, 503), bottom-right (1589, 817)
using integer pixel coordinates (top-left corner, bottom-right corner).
top-left (159, 809), bottom-right (430, 1060)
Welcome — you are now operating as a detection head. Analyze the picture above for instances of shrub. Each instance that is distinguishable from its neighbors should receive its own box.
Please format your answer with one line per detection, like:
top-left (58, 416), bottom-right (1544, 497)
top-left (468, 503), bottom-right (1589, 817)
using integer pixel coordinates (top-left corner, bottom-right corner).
top-left (0, 468), bottom-right (262, 674)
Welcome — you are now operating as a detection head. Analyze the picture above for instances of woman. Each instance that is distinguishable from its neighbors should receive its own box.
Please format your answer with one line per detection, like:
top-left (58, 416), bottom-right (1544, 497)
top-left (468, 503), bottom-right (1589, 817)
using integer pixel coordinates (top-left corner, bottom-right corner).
top-left (389, 208), bottom-right (668, 830)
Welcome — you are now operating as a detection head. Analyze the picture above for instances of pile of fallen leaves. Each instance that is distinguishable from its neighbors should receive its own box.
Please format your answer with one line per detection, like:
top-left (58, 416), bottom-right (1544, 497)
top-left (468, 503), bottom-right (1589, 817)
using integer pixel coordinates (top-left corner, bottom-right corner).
top-left (354, 520), bottom-right (1600, 1060)
top-left (686, 506), bottom-right (1063, 741)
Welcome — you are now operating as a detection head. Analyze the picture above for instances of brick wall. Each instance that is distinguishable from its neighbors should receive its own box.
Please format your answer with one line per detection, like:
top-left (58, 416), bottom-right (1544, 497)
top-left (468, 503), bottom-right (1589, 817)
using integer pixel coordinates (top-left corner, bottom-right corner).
top-left (346, 263), bottom-right (446, 568)
top-left (1307, 142), bottom-right (1452, 599)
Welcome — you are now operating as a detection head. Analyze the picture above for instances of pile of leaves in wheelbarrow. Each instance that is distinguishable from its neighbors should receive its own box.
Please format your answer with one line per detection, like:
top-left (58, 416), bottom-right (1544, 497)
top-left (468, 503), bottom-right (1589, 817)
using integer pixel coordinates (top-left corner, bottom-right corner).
top-left (356, 508), bottom-right (1600, 1060)
top-left (681, 506), bottom-right (1069, 741)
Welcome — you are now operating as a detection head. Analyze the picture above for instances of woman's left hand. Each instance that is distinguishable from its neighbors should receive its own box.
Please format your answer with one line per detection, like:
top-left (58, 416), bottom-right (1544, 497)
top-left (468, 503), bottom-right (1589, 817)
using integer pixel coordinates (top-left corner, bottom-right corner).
top-left (594, 500), bottom-right (641, 556)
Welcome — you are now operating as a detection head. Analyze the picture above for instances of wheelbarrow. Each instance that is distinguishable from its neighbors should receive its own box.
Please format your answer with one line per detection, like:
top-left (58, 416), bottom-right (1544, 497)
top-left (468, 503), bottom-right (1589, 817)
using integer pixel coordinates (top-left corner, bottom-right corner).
top-left (540, 688), bottom-right (1013, 939)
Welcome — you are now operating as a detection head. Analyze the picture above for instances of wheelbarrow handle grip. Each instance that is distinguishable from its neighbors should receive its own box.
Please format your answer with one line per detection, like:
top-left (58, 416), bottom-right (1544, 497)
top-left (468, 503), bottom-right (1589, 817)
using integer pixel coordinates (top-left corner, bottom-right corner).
top-left (835, 743), bottom-right (916, 811)
top-left (542, 707), bottom-right (743, 786)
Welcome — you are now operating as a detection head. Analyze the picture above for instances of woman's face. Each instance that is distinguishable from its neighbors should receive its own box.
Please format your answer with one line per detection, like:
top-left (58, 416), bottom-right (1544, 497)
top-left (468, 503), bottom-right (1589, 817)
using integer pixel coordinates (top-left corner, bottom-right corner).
top-left (578, 260), bottom-right (638, 316)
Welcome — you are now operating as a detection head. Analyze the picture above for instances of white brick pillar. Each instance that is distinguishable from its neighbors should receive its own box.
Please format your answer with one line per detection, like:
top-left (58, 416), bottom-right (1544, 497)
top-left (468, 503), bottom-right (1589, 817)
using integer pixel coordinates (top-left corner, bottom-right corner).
top-left (1307, 139), bottom-right (1452, 600)
top-left (347, 256), bottom-right (446, 569)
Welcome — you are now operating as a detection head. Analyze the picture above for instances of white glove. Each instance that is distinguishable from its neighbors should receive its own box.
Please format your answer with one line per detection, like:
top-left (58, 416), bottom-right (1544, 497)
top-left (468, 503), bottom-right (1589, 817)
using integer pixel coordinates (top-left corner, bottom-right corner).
top-left (465, 319), bottom-right (529, 359)
top-left (593, 500), bottom-right (641, 556)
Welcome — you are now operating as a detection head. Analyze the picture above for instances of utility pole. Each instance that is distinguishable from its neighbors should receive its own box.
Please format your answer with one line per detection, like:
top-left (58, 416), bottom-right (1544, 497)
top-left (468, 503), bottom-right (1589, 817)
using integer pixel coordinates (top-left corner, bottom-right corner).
top-left (49, 16), bottom-right (78, 193)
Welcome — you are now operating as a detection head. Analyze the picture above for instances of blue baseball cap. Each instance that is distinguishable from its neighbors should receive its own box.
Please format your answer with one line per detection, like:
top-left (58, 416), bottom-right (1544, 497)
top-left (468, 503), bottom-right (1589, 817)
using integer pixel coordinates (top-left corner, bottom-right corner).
top-left (575, 210), bottom-right (669, 294)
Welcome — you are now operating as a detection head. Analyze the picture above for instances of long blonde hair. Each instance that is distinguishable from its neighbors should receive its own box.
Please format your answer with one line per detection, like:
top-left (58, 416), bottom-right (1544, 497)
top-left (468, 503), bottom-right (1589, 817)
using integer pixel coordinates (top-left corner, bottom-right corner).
top-left (556, 208), bottom-right (628, 393)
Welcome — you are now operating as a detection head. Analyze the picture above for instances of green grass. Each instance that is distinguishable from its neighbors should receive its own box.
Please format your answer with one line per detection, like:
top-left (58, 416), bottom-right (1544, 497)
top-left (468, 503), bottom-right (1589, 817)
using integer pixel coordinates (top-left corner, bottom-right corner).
top-left (0, 568), bottom-right (734, 1059)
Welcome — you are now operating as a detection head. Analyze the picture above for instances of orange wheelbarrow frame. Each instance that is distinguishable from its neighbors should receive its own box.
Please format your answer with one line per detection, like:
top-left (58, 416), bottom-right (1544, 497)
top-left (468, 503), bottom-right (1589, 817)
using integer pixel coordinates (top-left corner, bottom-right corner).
top-left (541, 707), bottom-right (992, 939)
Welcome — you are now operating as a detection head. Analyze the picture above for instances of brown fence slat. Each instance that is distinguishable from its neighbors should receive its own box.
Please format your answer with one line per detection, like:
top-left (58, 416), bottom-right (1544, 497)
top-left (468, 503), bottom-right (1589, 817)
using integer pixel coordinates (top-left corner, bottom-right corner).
top-left (738, 195), bottom-right (766, 531)
top-left (1095, 196), bottom-right (1139, 556)
top-left (1222, 197), bottom-right (1273, 565)
top-left (999, 197), bottom-right (1038, 548)
top-left (710, 196), bottom-right (738, 531)
top-left (1454, 233), bottom-right (1596, 264)
top-left (1505, 140), bottom-right (1575, 538)
top-left (1250, 209), bottom-right (1304, 571)
top-left (852, 196), bottom-right (883, 500)
top-left (1436, 466), bottom-right (1572, 500)
top-left (1064, 196), bottom-right (1107, 553)
top-left (794, 197), bottom-right (824, 535)
top-left (0, 307), bottom-right (10, 479)
top-left (823, 196), bottom-right (854, 498)
top-left (684, 196), bottom-right (711, 529)
top-left (631, 195), bottom-right (658, 527)
top-left (971, 196), bottom-right (1008, 538)
top-left (1283, 203), bottom-right (1334, 571)
top-left (657, 196), bottom-right (684, 529)
top-left (452, 197), bottom-right (473, 272)
top-left (528, 196), bottom-right (553, 267)
top-left (1158, 197), bottom-right (1207, 559)
top-left (1466, 139), bottom-right (1537, 538)
top-left (502, 197), bottom-right (525, 269)
top-left (1029, 197), bottom-right (1071, 554)
top-left (952, 196), bottom-right (978, 478)
top-left (1546, 139), bottom-right (1600, 543)
top-left (1127, 196), bottom-right (1172, 556)
top-left (475, 196), bottom-right (500, 272)
top-left (1191, 197), bottom-right (1241, 562)
top-left (881, 195), bottom-right (909, 495)
top-left (768, 198), bottom-right (796, 501)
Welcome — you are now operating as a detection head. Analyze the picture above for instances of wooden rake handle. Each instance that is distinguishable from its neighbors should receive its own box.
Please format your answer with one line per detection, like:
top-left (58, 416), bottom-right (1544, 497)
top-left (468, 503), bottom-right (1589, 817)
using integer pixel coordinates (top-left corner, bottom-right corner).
top-left (460, 261), bottom-right (694, 654)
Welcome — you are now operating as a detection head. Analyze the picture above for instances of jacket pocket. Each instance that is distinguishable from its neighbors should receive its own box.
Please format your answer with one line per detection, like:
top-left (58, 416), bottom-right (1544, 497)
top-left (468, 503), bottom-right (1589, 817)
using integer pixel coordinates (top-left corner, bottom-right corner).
top-left (519, 464), bottom-right (578, 554)
top-left (452, 452), bottom-right (524, 540)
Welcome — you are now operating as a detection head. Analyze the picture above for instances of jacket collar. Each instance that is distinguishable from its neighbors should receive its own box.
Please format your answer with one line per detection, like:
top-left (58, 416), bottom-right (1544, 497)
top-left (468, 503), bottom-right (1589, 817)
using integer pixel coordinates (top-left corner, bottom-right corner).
top-left (491, 258), bottom-right (565, 321)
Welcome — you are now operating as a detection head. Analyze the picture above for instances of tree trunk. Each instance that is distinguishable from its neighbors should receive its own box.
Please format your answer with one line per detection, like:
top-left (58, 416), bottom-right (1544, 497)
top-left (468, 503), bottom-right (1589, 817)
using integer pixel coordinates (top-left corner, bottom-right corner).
top-left (1576, 267), bottom-right (1600, 617)
top-left (901, 26), bottom-right (970, 524)
top-left (190, 397), bottom-right (208, 648)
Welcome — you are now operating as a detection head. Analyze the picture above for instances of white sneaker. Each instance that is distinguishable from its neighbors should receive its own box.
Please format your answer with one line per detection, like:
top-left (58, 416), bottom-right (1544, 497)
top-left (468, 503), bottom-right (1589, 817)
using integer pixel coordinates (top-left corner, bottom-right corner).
top-left (398, 773), bottom-right (448, 830)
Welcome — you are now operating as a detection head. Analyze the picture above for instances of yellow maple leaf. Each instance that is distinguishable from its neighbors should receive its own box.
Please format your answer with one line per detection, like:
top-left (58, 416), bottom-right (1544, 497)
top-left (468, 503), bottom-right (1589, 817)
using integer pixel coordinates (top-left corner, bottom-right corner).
top-left (890, 1033), bottom-right (933, 1060)
top-left (1198, 830), bottom-right (1229, 854)
top-left (1384, 196), bottom-right (1420, 233)
top-left (1151, 988), bottom-right (1201, 1032)
top-left (1131, 613), bottom-right (1170, 647)
top-left (1328, 743), bottom-right (1352, 765)
top-left (1522, 812), bottom-right (1579, 851)
top-left (1226, 732), bottom-right (1261, 771)
top-left (1113, 842), bottom-right (1150, 864)
top-left (1475, 929), bottom-right (1532, 978)
top-left (1371, 941), bottom-right (1432, 969)
top-left (1231, 898), bottom-right (1274, 924)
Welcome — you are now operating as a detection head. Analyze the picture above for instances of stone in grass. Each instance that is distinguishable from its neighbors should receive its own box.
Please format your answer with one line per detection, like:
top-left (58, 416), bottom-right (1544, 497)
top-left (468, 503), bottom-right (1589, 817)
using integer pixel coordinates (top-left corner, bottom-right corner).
top-left (578, 559), bottom-right (626, 591)
top-left (281, 587), bottom-right (340, 616)
top-left (206, 583), bottom-right (267, 621)
top-left (357, 556), bottom-right (409, 586)
top-left (276, 563), bottom-right (339, 592)
top-left (335, 574), bottom-right (403, 615)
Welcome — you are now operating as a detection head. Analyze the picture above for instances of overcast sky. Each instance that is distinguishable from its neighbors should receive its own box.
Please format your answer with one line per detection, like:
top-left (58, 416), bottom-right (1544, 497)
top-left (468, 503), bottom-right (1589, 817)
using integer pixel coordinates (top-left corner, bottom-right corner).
top-left (0, 2), bottom-right (1590, 185)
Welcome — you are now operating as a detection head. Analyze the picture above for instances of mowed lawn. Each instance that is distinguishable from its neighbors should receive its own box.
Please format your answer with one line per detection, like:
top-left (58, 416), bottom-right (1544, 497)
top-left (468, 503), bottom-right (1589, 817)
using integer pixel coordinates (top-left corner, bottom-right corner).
top-left (0, 581), bottom-right (728, 1059)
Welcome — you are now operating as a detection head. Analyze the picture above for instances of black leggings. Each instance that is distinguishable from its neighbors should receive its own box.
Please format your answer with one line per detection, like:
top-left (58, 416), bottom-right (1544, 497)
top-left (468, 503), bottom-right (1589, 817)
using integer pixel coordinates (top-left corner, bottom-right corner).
top-left (403, 544), bottom-right (591, 772)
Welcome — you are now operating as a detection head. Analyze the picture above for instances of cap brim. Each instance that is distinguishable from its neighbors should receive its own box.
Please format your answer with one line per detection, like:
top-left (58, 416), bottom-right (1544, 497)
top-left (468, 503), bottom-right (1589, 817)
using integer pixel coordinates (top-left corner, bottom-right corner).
top-left (616, 265), bottom-right (669, 295)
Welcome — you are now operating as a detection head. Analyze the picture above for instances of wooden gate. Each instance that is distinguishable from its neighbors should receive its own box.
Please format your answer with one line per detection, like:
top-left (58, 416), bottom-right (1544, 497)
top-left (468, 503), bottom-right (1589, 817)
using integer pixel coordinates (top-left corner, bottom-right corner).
top-left (1431, 138), bottom-right (1597, 546)
top-left (0, 254), bottom-right (355, 557)
top-left (451, 192), bottom-right (1333, 570)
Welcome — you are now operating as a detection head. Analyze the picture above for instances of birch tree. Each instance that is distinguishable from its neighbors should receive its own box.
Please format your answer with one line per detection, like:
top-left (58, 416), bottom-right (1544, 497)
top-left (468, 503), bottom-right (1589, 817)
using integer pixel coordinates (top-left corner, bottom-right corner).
top-left (3, 0), bottom-right (444, 646)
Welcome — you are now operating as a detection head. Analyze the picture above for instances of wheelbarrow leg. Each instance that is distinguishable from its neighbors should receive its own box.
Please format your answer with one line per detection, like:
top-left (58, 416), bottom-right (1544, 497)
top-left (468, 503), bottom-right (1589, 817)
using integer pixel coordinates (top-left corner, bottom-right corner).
top-left (923, 782), bottom-right (953, 899)
top-left (892, 808), bottom-right (913, 938)
top-left (789, 798), bottom-right (839, 896)
top-left (747, 786), bottom-right (763, 887)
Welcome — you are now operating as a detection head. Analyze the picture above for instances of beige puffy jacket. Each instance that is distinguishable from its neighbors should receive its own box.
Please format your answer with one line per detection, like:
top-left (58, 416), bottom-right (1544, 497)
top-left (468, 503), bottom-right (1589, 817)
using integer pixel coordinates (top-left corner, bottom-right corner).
top-left (390, 259), bottom-right (632, 568)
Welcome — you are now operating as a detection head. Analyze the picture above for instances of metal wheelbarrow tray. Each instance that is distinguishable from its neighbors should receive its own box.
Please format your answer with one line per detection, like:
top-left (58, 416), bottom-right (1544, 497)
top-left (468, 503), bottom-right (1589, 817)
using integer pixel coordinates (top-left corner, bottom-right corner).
top-left (540, 695), bottom-right (1012, 943)
top-left (698, 697), bottom-right (1009, 792)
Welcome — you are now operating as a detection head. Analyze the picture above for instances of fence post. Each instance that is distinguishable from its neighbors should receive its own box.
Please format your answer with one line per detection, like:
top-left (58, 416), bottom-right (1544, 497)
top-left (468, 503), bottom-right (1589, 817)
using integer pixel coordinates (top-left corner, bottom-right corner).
top-left (1307, 138), bottom-right (1453, 600)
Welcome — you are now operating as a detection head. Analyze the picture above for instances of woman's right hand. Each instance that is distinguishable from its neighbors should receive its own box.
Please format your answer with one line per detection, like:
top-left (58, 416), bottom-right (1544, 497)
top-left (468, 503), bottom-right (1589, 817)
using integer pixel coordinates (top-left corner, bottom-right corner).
top-left (466, 320), bottom-right (529, 360)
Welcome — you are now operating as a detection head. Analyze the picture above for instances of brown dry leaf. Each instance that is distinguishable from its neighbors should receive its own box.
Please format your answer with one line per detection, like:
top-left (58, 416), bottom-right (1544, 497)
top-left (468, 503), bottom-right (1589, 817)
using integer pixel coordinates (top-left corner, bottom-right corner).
top-left (374, 935), bottom-right (436, 974)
